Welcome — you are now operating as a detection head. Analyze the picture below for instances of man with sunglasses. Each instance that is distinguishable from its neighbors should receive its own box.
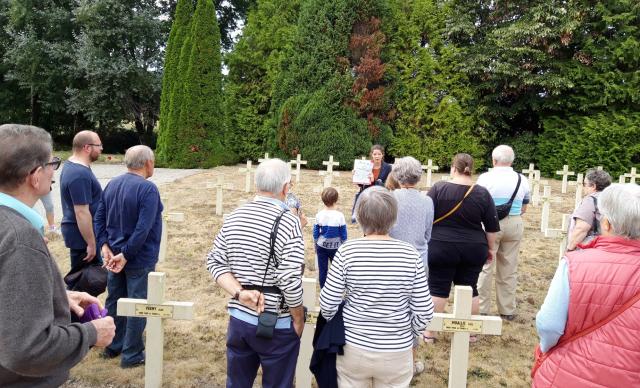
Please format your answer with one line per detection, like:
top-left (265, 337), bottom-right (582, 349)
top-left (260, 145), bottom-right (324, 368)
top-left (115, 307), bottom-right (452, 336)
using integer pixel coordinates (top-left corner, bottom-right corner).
top-left (0, 124), bottom-right (115, 386)
top-left (60, 130), bottom-right (104, 274)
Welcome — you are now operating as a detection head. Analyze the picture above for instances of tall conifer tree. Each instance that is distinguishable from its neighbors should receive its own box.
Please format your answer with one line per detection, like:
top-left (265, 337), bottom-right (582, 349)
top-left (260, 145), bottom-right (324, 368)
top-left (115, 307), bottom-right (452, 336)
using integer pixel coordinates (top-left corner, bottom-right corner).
top-left (157, 0), bottom-right (193, 164)
top-left (169, 0), bottom-right (228, 168)
top-left (224, 0), bottom-right (300, 160)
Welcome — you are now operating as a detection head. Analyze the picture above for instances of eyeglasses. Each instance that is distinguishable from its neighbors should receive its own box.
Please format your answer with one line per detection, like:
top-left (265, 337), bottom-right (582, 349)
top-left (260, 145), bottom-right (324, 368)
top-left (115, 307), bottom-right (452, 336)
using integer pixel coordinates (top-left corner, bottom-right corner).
top-left (30, 156), bottom-right (62, 174)
top-left (87, 143), bottom-right (103, 149)
top-left (45, 156), bottom-right (62, 170)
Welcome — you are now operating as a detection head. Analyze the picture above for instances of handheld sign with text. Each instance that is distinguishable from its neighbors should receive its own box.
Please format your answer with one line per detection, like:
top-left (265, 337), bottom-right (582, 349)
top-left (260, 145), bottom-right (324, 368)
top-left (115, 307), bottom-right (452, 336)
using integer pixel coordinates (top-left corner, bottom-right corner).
top-left (352, 159), bottom-right (373, 185)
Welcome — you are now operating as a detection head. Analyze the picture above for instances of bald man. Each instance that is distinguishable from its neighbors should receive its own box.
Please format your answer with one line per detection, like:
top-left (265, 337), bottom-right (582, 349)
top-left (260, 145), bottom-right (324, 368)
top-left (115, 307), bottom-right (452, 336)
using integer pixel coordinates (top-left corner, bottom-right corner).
top-left (94, 145), bottom-right (163, 368)
top-left (60, 131), bottom-right (104, 274)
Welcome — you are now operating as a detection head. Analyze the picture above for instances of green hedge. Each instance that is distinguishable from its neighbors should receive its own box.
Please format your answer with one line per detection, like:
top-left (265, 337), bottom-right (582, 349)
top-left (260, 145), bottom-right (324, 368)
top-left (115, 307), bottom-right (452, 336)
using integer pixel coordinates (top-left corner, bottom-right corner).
top-left (537, 110), bottom-right (640, 177)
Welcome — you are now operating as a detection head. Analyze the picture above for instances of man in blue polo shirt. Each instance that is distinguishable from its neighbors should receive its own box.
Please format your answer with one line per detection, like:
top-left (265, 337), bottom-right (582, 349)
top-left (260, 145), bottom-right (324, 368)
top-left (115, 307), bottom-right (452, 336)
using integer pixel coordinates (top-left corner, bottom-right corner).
top-left (94, 145), bottom-right (163, 368)
top-left (60, 130), bottom-right (104, 272)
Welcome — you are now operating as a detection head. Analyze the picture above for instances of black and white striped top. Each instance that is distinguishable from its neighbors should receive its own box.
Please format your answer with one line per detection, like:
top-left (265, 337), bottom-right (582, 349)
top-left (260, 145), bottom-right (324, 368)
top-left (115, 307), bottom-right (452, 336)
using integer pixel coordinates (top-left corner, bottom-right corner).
top-left (320, 238), bottom-right (434, 352)
top-left (206, 197), bottom-right (305, 318)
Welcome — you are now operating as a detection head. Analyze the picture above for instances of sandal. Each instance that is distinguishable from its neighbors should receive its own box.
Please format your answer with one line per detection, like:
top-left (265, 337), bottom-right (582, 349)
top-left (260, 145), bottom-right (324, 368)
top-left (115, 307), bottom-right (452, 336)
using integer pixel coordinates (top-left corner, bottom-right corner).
top-left (423, 334), bottom-right (437, 344)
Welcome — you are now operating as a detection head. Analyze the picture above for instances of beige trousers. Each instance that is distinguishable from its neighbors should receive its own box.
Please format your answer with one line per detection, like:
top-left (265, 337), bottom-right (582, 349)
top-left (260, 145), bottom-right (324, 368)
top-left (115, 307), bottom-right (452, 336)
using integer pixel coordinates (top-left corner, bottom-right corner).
top-left (478, 215), bottom-right (524, 315)
top-left (336, 344), bottom-right (413, 388)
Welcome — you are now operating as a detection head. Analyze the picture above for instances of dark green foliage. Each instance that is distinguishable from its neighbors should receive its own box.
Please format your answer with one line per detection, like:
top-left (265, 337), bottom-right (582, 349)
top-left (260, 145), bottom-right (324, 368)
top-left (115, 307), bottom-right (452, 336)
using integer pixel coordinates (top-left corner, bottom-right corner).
top-left (157, 0), bottom-right (193, 164)
top-left (388, 0), bottom-right (486, 169)
top-left (537, 1), bottom-right (640, 175)
top-left (166, 0), bottom-right (230, 168)
top-left (538, 112), bottom-right (640, 177)
top-left (224, 0), bottom-right (300, 161)
top-left (271, 0), bottom-right (391, 169)
top-left (67, 0), bottom-right (165, 145)
top-left (3, 0), bottom-right (79, 131)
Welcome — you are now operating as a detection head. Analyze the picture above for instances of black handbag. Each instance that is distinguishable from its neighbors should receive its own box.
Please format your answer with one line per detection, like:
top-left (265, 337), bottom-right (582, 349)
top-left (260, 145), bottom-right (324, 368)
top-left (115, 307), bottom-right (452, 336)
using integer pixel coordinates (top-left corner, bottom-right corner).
top-left (495, 173), bottom-right (522, 220)
top-left (64, 262), bottom-right (108, 297)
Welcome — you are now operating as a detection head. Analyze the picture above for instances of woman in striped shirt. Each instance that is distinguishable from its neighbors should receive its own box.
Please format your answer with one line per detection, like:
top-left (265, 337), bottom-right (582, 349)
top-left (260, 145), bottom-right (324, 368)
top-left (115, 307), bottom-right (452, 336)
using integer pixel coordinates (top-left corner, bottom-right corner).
top-left (320, 186), bottom-right (434, 387)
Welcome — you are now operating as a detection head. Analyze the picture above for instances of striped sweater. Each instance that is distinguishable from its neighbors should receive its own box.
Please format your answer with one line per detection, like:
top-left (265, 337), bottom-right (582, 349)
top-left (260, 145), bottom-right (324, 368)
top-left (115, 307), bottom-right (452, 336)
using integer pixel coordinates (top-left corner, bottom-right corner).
top-left (320, 238), bottom-right (434, 352)
top-left (206, 197), bottom-right (305, 318)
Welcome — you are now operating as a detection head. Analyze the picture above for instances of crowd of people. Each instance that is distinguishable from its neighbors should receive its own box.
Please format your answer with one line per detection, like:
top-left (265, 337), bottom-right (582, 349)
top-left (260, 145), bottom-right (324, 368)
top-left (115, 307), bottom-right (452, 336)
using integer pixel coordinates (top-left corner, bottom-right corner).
top-left (0, 123), bottom-right (638, 388)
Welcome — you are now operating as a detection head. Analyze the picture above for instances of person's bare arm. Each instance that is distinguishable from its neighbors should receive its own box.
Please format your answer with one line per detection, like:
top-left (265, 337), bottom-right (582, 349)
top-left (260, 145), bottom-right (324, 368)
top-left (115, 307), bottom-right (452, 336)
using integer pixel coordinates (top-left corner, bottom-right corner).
top-left (289, 305), bottom-right (305, 337)
top-left (521, 204), bottom-right (528, 215)
top-left (567, 219), bottom-right (591, 251)
top-left (485, 232), bottom-right (497, 263)
top-left (73, 204), bottom-right (96, 262)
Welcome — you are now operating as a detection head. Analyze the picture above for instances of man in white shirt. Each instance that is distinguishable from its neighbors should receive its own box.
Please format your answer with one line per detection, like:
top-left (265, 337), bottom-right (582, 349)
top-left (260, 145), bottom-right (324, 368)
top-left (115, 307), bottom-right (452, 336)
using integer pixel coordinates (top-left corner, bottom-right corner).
top-left (476, 145), bottom-right (530, 320)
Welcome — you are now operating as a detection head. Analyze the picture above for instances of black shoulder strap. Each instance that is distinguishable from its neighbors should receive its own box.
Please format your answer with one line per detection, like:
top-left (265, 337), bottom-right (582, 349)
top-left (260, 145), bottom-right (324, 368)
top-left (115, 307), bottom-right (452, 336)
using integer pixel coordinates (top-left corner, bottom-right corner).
top-left (260, 208), bottom-right (288, 288)
top-left (507, 173), bottom-right (522, 203)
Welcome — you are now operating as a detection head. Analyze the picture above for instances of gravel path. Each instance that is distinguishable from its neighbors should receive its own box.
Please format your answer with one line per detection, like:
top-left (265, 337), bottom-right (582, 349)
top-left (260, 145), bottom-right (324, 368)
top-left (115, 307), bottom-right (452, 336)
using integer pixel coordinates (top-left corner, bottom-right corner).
top-left (34, 163), bottom-right (205, 223)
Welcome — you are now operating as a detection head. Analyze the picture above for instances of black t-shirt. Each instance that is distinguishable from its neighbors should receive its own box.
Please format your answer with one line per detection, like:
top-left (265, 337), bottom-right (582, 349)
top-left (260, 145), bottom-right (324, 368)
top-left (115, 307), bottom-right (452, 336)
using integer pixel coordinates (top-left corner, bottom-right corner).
top-left (427, 181), bottom-right (500, 243)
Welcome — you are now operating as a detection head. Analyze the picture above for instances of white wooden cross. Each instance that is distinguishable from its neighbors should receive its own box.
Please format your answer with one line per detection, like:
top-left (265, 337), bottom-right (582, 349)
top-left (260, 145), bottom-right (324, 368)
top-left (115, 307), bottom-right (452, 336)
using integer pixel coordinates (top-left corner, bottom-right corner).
top-left (258, 153), bottom-right (270, 164)
top-left (319, 155), bottom-right (340, 188)
top-left (522, 163), bottom-right (536, 183)
top-left (425, 286), bottom-right (502, 388)
top-left (290, 154), bottom-right (307, 184)
top-left (158, 212), bottom-right (185, 263)
top-left (540, 186), bottom-right (562, 232)
top-left (531, 170), bottom-right (548, 207)
top-left (544, 214), bottom-right (572, 261)
top-left (295, 278), bottom-right (320, 387)
top-left (555, 165), bottom-right (575, 194)
top-left (206, 176), bottom-right (226, 216)
top-left (568, 173), bottom-right (584, 210)
top-left (619, 174), bottom-right (626, 184)
top-left (441, 175), bottom-right (451, 182)
top-left (597, 166), bottom-right (603, 171)
top-left (117, 272), bottom-right (194, 388)
top-left (624, 167), bottom-right (638, 184)
top-left (239, 160), bottom-right (254, 193)
top-left (422, 159), bottom-right (439, 188)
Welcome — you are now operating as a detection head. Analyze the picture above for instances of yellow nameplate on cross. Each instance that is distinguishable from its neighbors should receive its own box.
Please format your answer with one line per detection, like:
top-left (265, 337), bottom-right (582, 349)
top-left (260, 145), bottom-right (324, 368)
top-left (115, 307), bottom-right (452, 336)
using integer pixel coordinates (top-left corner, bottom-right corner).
top-left (135, 304), bottom-right (174, 318)
top-left (442, 319), bottom-right (482, 333)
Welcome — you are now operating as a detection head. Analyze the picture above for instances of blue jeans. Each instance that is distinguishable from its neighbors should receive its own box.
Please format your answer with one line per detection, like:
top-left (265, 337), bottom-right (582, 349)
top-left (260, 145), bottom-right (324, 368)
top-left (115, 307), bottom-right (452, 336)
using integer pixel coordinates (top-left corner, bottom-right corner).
top-left (316, 246), bottom-right (337, 288)
top-left (105, 266), bottom-right (154, 366)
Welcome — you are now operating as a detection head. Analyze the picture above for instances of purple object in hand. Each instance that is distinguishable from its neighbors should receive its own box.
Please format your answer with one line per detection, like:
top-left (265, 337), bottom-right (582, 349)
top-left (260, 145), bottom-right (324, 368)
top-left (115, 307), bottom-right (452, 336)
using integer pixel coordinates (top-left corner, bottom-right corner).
top-left (79, 303), bottom-right (108, 323)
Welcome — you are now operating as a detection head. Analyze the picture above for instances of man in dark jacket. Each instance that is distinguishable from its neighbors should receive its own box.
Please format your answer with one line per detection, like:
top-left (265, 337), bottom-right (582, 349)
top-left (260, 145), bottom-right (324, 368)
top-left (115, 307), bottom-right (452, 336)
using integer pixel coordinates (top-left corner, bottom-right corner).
top-left (94, 145), bottom-right (163, 368)
top-left (0, 124), bottom-right (115, 386)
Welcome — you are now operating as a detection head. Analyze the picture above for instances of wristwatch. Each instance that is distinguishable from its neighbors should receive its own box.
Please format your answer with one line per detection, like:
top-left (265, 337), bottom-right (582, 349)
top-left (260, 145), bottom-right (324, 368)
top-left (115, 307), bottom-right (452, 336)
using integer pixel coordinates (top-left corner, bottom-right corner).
top-left (232, 289), bottom-right (242, 300)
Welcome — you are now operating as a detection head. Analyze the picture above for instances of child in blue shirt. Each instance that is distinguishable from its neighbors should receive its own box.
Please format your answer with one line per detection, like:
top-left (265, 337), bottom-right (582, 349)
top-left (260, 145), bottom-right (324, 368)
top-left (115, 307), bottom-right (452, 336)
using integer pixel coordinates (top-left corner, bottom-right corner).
top-left (313, 187), bottom-right (348, 288)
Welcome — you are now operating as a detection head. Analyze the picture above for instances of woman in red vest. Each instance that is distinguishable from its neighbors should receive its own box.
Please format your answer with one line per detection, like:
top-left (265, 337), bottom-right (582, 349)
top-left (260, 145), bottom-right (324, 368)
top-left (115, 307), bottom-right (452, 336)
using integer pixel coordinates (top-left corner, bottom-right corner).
top-left (533, 183), bottom-right (640, 387)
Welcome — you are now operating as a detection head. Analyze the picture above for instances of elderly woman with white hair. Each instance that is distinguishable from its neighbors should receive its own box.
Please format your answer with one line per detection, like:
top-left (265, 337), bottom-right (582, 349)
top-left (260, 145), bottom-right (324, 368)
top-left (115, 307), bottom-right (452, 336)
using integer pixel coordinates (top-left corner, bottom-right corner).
top-left (387, 156), bottom-right (434, 375)
top-left (533, 183), bottom-right (640, 387)
top-left (320, 186), bottom-right (434, 386)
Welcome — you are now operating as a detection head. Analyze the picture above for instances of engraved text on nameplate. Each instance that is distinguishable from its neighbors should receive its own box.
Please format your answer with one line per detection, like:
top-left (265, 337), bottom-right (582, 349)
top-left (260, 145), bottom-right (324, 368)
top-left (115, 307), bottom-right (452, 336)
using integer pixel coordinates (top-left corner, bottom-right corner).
top-left (135, 304), bottom-right (174, 318)
top-left (442, 319), bottom-right (482, 333)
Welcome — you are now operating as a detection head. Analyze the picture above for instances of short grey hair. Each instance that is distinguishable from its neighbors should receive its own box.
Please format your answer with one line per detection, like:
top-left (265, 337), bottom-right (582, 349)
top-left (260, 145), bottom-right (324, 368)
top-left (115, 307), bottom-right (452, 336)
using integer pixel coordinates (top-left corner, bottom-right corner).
top-left (356, 186), bottom-right (398, 235)
top-left (255, 158), bottom-right (291, 195)
top-left (598, 184), bottom-right (640, 240)
top-left (125, 145), bottom-right (154, 169)
top-left (0, 124), bottom-right (52, 190)
top-left (585, 168), bottom-right (612, 192)
top-left (492, 145), bottom-right (515, 165)
top-left (392, 157), bottom-right (422, 186)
